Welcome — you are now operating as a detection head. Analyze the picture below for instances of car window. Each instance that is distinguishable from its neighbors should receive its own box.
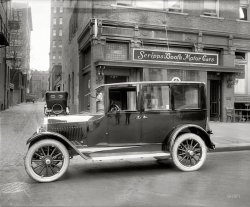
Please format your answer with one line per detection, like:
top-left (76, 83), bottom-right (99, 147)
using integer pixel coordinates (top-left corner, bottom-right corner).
top-left (143, 85), bottom-right (170, 111)
top-left (109, 86), bottom-right (137, 111)
top-left (173, 85), bottom-right (199, 110)
top-left (96, 86), bottom-right (105, 113)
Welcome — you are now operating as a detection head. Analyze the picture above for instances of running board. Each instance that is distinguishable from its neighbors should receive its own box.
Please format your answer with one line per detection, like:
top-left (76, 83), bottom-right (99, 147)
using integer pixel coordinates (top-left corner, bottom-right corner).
top-left (89, 152), bottom-right (171, 161)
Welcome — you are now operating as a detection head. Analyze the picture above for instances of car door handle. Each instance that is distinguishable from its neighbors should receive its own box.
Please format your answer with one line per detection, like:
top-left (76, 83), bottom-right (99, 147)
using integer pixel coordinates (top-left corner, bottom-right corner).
top-left (136, 115), bottom-right (142, 119)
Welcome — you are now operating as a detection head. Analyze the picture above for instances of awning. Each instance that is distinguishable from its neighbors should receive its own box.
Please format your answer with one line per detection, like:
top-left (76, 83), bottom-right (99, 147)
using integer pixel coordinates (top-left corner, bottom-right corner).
top-left (95, 60), bottom-right (243, 74)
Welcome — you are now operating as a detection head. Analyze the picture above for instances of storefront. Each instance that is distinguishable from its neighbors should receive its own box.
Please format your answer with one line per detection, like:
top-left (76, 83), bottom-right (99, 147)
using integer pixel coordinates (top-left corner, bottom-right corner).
top-left (77, 19), bottom-right (245, 121)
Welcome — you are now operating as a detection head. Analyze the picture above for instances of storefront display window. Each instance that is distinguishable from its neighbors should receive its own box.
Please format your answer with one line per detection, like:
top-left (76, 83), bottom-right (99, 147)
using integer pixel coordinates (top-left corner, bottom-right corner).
top-left (234, 52), bottom-right (248, 94)
top-left (144, 68), bottom-right (200, 82)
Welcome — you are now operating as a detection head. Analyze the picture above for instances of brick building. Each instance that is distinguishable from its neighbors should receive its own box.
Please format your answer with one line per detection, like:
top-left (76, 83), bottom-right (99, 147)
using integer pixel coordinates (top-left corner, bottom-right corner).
top-left (0, 0), bottom-right (10, 111)
top-left (62, 0), bottom-right (250, 121)
top-left (7, 2), bottom-right (32, 106)
top-left (29, 70), bottom-right (49, 100)
top-left (49, 0), bottom-right (64, 91)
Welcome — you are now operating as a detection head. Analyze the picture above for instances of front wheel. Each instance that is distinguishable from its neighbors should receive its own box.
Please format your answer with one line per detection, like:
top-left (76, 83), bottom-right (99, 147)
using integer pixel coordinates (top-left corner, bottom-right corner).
top-left (171, 133), bottom-right (207, 171)
top-left (24, 139), bottom-right (70, 182)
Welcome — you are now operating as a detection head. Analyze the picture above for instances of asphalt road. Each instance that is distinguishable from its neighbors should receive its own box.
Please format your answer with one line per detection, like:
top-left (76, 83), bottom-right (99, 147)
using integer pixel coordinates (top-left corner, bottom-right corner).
top-left (1, 102), bottom-right (250, 207)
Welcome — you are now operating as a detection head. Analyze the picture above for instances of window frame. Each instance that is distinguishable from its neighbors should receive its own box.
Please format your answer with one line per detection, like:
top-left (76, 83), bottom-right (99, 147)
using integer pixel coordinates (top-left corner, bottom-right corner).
top-left (108, 85), bottom-right (139, 112)
top-left (171, 85), bottom-right (201, 111)
top-left (203, 0), bottom-right (219, 17)
top-left (239, 0), bottom-right (249, 21)
top-left (142, 84), bottom-right (171, 112)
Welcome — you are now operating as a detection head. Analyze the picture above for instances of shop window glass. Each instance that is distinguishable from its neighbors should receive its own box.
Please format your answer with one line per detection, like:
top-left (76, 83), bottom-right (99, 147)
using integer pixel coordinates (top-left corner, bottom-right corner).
top-left (235, 65), bottom-right (246, 94)
top-left (173, 85), bottom-right (199, 110)
top-left (143, 85), bottom-right (170, 111)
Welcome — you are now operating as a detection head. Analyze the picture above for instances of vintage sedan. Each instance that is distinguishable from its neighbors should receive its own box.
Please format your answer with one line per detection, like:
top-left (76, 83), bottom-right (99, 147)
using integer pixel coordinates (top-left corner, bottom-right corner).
top-left (44, 91), bottom-right (70, 116)
top-left (24, 81), bottom-right (215, 182)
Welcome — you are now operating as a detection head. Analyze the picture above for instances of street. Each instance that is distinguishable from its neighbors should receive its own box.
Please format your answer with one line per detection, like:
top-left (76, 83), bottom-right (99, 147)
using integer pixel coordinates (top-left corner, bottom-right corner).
top-left (1, 103), bottom-right (250, 207)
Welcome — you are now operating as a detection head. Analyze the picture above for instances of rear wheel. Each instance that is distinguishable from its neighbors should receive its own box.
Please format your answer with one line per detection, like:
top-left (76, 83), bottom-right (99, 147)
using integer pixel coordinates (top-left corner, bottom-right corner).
top-left (24, 139), bottom-right (69, 182)
top-left (171, 133), bottom-right (207, 171)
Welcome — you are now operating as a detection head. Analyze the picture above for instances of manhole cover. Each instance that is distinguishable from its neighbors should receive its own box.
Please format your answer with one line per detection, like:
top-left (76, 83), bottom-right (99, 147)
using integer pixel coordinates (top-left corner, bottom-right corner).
top-left (0, 182), bottom-right (30, 194)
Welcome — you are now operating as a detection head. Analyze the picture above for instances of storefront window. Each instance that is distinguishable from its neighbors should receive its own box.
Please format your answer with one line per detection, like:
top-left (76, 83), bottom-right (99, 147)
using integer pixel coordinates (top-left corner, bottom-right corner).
top-left (234, 52), bottom-right (248, 94)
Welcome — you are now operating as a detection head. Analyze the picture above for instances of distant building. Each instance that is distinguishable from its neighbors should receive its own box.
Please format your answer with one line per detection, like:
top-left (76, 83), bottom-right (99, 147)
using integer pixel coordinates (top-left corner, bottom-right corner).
top-left (49, 0), bottom-right (64, 91)
top-left (7, 2), bottom-right (32, 106)
top-left (62, 0), bottom-right (250, 122)
top-left (0, 1), bottom-right (10, 111)
top-left (30, 70), bottom-right (49, 100)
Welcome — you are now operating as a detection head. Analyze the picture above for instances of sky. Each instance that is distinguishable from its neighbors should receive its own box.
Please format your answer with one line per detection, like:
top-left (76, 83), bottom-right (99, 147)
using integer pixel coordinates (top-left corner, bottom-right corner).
top-left (13, 0), bottom-right (50, 71)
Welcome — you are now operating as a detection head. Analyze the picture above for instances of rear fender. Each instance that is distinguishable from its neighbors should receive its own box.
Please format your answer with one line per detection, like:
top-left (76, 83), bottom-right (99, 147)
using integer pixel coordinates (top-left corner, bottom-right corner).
top-left (164, 124), bottom-right (215, 152)
top-left (27, 132), bottom-right (90, 160)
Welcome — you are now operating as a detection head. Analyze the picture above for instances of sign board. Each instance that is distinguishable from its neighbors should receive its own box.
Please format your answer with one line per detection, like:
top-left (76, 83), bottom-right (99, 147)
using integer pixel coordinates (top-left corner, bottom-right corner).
top-left (133, 49), bottom-right (218, 65)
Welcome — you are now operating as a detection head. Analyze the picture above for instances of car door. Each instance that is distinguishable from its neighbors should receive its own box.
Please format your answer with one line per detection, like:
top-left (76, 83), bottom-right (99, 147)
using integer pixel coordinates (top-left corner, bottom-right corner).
top-left (140, 84), bottom-right (176, 151)
top-left (107, 85), bottom-right (141, 146)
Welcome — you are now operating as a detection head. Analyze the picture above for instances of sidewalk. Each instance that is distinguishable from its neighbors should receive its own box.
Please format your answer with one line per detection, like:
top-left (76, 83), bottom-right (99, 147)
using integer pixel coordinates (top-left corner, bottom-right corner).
top-left (209, 121), bottom-right (250, 152)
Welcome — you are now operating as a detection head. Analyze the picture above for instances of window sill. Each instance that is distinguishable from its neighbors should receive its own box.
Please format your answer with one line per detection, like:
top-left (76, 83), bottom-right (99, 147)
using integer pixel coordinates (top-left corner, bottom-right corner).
top-left (236, 19), bottom-right (250, 23)
top-left (111, 4), bottom-right (188, 15)
top-left (200, 15), bottom-right (224, 20)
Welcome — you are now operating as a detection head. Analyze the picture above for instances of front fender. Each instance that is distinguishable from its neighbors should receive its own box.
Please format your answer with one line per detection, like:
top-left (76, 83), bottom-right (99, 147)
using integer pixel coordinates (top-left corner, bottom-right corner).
top-left (165, 124), bottom-right (215, 152)
top-left (26, 131), bottom-right (90, 160)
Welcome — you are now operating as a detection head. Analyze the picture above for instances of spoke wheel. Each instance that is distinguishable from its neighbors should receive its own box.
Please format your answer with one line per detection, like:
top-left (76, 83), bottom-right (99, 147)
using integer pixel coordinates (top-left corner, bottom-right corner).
top-left (171, 133), bottom-right (207, 171)
top-left (25, 139), bottom-right (69, 182)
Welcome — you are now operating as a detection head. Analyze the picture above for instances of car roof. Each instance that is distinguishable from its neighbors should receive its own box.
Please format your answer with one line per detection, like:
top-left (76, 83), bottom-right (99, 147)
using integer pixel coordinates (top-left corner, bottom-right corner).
top-left (96, 81), bottom-right (205, 89)
top-left (45, 91), bottom-right (68, 94)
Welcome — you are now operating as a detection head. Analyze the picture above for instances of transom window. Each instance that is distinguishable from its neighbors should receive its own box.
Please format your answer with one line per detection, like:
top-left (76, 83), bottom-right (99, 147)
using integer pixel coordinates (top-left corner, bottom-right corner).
top-left (143, 85), bottom-right (170, 111)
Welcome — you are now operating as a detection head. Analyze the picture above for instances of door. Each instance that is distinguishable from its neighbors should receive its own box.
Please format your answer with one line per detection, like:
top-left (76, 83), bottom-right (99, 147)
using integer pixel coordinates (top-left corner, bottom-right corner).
top-left (140, 84), bottom-right (175, 151)
top-left (107, 85), bottom-right (141, 145)
top-left (210, 80), bottom-right (221, 121)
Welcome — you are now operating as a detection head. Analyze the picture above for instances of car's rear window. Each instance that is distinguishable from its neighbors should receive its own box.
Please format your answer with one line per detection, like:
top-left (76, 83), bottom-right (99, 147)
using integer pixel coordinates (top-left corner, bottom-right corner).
top-left (173, 85), bottom-right (199, 110)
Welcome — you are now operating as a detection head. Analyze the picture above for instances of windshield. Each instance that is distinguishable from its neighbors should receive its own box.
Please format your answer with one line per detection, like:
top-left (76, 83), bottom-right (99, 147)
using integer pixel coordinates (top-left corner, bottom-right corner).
top-left (96, 86), bottom-right (104, 114)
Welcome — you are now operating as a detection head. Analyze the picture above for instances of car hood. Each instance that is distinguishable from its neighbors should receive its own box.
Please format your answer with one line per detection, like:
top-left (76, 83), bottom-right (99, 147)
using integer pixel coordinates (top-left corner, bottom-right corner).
top-left (44, 114), bottom-right (98, 125)
top-left (41, 114), bottom-right (105, 140)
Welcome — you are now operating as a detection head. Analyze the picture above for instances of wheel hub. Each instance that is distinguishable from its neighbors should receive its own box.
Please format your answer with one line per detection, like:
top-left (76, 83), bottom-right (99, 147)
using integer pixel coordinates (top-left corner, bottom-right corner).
top-left (186, 150), bottom-right (194, 157)
top-left (44, 157), bottom-right (52, 165)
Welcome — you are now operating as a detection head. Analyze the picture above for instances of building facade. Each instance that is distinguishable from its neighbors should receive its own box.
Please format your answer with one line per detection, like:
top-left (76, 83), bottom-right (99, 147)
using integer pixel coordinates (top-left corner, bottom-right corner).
top-left (0, 0), bottom-right (10, 111)
top-left (62, 0), bottom-right (250, 121)
top-left (7, 2), bottom-right (32, 106)
top-left (49, 0), bottom-right (64, 91)
top-left (29, 70), bottom-right (49, 100)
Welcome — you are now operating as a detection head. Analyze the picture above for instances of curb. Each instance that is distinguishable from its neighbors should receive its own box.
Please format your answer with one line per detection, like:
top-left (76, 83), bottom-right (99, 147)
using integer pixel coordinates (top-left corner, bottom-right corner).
top-left (209, 145), bottom-right (250, 153)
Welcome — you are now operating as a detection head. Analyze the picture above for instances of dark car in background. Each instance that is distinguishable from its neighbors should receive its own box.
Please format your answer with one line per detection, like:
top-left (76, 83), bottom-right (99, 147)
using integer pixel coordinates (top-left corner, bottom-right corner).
top-left (44, 91), bottom-right (69, 116)
top-left (24, 81), bottom-right (215, 182)
top-left (26, 94), bottom-right (36, 103)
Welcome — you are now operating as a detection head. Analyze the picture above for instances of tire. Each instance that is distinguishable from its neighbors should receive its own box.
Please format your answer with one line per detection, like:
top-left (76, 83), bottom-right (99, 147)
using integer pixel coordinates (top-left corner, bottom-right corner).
top-left (24, 139), bottom-right (70, 182)
top-left (171, 133), bottom-right (207, 172)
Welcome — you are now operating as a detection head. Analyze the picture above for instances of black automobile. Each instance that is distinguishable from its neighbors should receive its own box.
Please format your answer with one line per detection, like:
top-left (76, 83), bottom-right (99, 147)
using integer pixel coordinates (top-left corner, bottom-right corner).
top-left (25, 81), bottom-right (215, 182)
top-left (44, 91), bottom-right (69, 116)
top-left (26, 94), bottom-right (36, 103)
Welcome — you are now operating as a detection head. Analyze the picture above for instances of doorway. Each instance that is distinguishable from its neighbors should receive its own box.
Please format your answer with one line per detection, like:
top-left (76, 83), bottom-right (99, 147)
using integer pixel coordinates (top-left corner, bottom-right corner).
top-left (210, 80), bottom-right (221, 121)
